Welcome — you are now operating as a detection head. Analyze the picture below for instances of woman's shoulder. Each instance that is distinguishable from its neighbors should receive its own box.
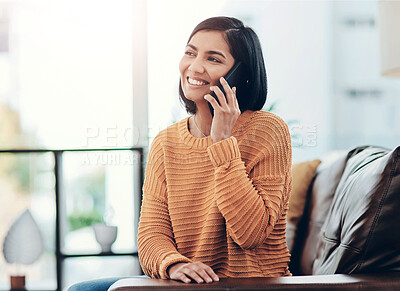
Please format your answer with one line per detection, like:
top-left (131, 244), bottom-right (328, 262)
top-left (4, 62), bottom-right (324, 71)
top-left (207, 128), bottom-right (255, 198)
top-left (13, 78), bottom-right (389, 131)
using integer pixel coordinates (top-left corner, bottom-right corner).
top-left (238, 110), bottom-right (289, 134)
top-left (239, 111), bottom-right (291, 158)
top-left (150, 118), bottom-right (187, 147)
top-left (253, 110), bottom-right (287, 125)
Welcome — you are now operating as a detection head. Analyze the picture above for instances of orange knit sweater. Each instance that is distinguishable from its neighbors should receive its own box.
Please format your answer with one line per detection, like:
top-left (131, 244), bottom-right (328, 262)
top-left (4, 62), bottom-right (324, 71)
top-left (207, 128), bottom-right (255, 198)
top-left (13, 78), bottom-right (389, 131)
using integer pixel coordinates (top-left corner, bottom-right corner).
top-left (138, 110), bottom-right (292, 279)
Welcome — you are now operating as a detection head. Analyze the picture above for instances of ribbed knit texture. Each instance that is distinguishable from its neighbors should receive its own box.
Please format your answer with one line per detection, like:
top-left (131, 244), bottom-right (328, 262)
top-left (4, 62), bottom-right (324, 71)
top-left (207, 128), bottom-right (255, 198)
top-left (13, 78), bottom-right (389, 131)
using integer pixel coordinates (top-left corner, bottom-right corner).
top-left (138, 110), bottom-right (292, 279)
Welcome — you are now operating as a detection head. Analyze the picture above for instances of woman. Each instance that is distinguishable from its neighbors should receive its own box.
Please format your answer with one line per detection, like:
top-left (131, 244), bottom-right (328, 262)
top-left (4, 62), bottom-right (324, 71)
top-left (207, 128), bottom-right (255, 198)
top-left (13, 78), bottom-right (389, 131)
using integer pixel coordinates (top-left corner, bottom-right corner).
top-left (68, 16), bottom-right (292, 290)
top-left (138, 16), bottom-right (292, 283)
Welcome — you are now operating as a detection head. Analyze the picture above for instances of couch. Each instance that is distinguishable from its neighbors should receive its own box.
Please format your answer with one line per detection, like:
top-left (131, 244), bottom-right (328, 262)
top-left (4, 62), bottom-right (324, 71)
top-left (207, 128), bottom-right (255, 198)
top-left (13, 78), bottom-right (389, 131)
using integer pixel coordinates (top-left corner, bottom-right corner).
top-left (109, 145), bottom-right (400, 290)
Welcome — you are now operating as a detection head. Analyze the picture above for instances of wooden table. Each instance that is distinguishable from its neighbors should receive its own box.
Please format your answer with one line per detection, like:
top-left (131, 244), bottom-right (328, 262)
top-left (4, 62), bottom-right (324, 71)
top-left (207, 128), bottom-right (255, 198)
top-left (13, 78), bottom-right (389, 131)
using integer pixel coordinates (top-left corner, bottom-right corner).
top-left (108, 273), bottom-right (400, 290)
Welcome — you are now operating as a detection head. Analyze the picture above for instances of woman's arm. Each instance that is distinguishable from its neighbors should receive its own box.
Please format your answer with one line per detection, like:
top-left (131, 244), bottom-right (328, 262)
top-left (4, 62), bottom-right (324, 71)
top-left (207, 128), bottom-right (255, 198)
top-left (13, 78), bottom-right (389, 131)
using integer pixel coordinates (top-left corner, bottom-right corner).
top-left (206, 114), bottom-right (292, 249)
top-left (137, 136), bottom-right (191, 279)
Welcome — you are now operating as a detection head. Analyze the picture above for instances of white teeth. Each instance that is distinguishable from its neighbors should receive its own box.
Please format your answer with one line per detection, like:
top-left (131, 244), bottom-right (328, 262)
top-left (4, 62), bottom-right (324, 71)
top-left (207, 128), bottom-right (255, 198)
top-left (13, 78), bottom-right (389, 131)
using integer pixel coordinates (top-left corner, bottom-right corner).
top-left (188, 77), bottom-right (206, 86)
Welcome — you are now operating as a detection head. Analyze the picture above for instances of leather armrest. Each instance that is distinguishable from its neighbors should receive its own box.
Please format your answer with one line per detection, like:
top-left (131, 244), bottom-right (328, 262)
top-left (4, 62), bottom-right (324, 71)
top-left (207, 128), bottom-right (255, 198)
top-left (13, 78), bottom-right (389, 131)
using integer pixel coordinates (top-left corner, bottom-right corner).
top-left (108, 273), bottom-right (400, 290)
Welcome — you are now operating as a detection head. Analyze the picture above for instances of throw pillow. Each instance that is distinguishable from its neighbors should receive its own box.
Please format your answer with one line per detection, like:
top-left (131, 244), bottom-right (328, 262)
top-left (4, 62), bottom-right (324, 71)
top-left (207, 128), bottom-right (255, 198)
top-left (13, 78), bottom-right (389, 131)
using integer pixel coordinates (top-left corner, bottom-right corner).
top-left (288, 159), bottom-right (321, 226)
top-left (286, 159), bottom-right (321, 252)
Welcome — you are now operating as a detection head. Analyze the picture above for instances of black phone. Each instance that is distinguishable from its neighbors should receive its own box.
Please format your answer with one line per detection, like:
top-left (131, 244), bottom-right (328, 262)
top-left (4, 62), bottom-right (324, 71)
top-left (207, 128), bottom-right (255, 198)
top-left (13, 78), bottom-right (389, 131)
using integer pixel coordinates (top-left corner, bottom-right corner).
top-left (208, 61), bottom-right (248, 116)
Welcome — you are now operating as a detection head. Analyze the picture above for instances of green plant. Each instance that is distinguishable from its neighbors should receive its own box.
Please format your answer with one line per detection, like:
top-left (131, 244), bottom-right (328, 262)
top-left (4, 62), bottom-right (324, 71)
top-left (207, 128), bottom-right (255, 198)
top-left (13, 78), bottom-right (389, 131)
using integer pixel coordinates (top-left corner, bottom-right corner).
top-left (66, 168), bottom-right (106, 231)
top-left (67, 209), bottom-right (103, 232)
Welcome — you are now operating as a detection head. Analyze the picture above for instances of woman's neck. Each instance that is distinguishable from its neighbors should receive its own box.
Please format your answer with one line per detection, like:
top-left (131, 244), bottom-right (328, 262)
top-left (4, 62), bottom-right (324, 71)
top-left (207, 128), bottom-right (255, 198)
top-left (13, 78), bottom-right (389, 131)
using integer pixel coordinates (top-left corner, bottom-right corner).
top-left (190, 102), bottom-right (213, 138)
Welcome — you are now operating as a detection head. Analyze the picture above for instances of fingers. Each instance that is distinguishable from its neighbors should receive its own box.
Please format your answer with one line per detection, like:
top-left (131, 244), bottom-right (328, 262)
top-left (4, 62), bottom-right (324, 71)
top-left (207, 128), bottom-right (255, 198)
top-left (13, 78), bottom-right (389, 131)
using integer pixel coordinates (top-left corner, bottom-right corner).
top-left (194, 265), bottom-right (214, 283)
top-left (169, 262), bottom-right (219, 284)
top-left (210, 85), bottom-right (227, 108)
top-left (219, 77), bottom-right (235, 105)
top-left (204, 93), bottom-right (218, 112)
top-left (203, 264), bottom-right (220, 282)
top-left (209, 77), bottom-right (235, 107)
top-left (171, 272), bottom-right (191, 284)
top-left (232, 87), bottom-right (240, 111)
top-left (206, 77), bottom-right (239, 114)
top-left (168, 262), bottom-right (191, 283)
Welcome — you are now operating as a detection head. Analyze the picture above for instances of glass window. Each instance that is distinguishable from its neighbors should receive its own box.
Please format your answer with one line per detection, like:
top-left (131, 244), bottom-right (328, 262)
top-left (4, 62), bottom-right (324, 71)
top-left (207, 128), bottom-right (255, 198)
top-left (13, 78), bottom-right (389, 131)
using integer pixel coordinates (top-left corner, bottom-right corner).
top-left (0, 152), bottom-right (56, 290)
top-left (0, 0), bottom-right (142, 289)
top-left (0, 0), bottom-right (134, 150)
top-left (62, 150), bottom-right (137, 255)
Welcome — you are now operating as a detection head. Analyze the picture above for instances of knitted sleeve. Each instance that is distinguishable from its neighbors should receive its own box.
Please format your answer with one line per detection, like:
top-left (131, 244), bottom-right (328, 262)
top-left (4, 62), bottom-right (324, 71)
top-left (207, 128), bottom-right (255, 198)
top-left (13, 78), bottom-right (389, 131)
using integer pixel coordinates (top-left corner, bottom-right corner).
top-left (206, 114), bottom-right (292, 249)
top-left (137, 135), bottom-right (191, 279)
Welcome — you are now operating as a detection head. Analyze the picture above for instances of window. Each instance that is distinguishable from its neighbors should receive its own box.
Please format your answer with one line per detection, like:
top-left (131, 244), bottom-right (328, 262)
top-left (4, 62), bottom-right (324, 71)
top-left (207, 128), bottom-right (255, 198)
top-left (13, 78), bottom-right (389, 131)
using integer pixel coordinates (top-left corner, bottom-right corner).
top-left (0, 0), bottom-right (147, 289)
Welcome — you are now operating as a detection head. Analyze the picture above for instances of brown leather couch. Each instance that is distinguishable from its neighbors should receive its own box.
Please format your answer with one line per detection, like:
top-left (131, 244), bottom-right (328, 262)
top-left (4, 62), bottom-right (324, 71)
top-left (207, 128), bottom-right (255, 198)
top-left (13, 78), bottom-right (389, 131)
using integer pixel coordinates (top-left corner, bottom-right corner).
top-left (109, 145), bottom-right (400, 290)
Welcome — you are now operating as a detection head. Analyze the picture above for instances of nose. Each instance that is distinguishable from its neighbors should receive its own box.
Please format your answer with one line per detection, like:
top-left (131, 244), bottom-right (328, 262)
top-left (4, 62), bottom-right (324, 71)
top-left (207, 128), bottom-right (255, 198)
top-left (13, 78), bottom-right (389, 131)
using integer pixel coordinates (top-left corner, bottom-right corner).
top-left (188, 57), bottom-right (205, 74)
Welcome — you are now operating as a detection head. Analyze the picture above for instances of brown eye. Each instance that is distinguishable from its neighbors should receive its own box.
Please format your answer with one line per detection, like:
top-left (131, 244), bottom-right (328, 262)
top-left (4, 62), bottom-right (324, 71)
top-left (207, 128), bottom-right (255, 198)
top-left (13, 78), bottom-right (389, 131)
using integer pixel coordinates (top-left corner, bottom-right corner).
top-left (208, 57), bottom-right (221, 63)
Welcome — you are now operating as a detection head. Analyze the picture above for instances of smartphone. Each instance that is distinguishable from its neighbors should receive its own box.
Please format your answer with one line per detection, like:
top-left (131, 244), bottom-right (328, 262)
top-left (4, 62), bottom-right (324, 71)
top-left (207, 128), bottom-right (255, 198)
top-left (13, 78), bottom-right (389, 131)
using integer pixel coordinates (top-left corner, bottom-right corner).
top-left (208, 61), bottom-right (248, 116)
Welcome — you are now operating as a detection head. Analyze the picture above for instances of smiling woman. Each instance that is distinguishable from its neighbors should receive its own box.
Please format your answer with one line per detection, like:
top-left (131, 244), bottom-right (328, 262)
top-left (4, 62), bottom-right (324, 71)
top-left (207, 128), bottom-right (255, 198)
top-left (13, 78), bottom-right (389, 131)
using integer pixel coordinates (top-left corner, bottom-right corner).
top-left (69, 16), bottom-right (292, 291)
top-left (179, 30), bottom-right (235, 102)
top-left (179, 30), bottom-right (236, 138)
top-left (138, 16), bottom-right (291, 283)
top-left (178, 17), bottom-right (267, 116)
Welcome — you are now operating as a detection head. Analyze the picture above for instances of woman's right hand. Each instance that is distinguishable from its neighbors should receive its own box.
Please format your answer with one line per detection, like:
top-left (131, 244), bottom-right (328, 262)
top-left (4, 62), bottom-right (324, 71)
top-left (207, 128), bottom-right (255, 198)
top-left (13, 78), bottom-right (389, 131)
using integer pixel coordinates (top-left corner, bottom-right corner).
top-left (167, 262), bottom-right (219, 284)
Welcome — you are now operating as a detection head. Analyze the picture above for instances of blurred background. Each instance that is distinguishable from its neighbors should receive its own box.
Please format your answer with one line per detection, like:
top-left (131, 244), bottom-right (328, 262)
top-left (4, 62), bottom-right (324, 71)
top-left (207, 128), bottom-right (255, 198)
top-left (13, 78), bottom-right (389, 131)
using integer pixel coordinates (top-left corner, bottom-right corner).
top-left (0, 0), bottom-right (399, 290)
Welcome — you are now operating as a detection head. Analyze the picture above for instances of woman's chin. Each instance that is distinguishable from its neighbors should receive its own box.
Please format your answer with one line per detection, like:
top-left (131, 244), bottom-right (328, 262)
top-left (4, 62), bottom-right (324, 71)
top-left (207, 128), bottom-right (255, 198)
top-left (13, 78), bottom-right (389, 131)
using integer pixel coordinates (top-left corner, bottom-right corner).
top-left (185, 94), bottom-right (207, 104)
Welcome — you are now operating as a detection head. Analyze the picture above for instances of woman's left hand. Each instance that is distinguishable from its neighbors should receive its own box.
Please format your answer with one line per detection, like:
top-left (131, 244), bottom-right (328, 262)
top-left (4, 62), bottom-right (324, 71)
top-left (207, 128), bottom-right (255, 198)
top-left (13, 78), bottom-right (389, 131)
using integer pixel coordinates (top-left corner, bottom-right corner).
top-left (204, 77), bottom-right (241, 143)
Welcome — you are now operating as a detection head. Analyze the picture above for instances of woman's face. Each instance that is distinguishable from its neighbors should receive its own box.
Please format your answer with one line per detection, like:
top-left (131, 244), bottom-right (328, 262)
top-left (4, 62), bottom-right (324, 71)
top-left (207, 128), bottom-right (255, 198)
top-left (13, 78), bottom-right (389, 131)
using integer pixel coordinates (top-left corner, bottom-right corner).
top-left (179, 30), bottom-right (235, 103)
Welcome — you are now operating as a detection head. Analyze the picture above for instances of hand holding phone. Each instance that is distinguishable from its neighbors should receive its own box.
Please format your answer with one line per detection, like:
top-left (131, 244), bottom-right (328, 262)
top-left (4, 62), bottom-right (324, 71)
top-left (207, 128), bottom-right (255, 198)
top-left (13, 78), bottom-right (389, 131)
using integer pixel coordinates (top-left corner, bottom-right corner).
top-left (208, 61), bottom-right (248, 116)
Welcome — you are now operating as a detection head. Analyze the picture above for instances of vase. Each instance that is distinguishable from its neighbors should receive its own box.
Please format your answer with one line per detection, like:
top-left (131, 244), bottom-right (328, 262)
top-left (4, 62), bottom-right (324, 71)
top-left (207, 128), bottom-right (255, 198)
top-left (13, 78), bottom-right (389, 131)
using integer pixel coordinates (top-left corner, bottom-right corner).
top-left (92, 223), bottom-right (118, 253)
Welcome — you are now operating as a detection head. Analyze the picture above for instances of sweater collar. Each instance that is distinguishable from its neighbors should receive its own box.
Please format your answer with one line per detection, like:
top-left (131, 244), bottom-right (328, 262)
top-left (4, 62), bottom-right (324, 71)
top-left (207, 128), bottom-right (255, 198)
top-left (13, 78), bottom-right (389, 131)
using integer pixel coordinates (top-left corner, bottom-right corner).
top-left (178, 110), bottom-right (254, 149)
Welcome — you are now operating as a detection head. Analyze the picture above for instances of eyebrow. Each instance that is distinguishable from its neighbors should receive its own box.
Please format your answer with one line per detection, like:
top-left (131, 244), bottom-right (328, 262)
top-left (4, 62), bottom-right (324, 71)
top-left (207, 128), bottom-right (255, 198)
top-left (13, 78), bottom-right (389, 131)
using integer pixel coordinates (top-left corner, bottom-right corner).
top-left (186, 44), bottom-right (226, 59)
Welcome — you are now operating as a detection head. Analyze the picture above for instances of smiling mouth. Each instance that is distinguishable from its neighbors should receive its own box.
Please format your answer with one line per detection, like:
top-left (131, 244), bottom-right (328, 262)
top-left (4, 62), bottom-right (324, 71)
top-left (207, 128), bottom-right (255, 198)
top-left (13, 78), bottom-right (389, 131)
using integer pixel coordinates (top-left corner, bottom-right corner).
top-left (187, 77), bottom-right (209, 86)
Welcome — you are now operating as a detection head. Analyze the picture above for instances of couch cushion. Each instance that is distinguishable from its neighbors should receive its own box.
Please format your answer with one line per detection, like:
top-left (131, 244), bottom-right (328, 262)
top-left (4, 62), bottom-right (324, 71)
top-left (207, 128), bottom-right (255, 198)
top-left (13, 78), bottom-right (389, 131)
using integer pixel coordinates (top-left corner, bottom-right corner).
top-left (312, 146), bottom-right (400, 274)
top-left (286, 159), bottom-right (321, 253)
top-left (290, 150), bottom-right (355, 275)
